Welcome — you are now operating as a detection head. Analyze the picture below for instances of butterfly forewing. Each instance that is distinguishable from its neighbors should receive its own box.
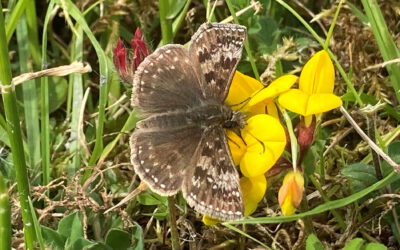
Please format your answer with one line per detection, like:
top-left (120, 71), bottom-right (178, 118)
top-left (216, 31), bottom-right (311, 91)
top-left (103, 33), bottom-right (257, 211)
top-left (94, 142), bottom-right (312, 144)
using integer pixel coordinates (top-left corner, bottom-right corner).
top-left (182, 127), bottom-right (244, 220)
top-left (133, 44), bottom-right (205, 114)
top-left (189, 23), bottom-right (247, 101)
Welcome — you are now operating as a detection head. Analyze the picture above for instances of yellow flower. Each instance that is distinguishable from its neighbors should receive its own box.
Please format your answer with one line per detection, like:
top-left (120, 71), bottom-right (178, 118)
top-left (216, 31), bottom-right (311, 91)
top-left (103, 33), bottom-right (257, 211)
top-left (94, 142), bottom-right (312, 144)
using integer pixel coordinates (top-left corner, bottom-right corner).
top-left (278, 50), bottom-right (342, 126)
top-left (278, 170), bottom-right (304, 216)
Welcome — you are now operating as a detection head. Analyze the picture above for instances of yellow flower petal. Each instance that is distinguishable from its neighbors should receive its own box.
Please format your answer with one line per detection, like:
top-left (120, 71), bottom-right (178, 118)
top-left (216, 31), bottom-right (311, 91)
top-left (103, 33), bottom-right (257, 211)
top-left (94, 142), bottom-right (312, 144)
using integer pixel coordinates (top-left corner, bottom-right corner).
top-left (240, 175), bottom-right (267, 203)
top-left (226, 130), bottom-right (247, 166)
top-left (266, 102), bottom-right (279, 119)
top-left (248, 74), bottom-right (297, 107)
top-left (243, 200), bottom-right (258, 216)
top-left (278, 171), bottom-right (304, 216)
top-left (278, 89), bottom-right (308, 116)
top-left (305, 93), bottom-right (342, 116)
top-left (279, 90), bottom-right (342, 116)
top-left (299, 50), bottom-right (334, 95)
top-left (202, 215), bottom-right (220, 226)
top-left (226, 71), bottom-right (263, 108)
top-left (240, 114), bottom-right (286, 177)
top-left (240, 175), bottom-right (267, 216)
top-left (240, 148), bottom-right (275, 177)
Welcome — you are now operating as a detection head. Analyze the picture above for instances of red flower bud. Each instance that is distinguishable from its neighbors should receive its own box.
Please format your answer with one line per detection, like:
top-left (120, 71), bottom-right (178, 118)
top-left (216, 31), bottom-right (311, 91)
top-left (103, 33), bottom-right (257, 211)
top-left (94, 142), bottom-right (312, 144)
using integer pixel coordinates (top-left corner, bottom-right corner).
top-left (113, 28), bottom-right (150, 83)
top-left (297, 120), bottom-right (315, 162)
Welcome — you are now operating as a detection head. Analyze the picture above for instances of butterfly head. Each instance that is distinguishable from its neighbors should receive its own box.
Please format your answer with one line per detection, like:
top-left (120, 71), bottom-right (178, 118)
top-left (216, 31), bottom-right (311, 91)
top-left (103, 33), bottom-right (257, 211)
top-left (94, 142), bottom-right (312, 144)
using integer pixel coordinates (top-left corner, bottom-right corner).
top-left (222, 106), bottom-right (246, 130)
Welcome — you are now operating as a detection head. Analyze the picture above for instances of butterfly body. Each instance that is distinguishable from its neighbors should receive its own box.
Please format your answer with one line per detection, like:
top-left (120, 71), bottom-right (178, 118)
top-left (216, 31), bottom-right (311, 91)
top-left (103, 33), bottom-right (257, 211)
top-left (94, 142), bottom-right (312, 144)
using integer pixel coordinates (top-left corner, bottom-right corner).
top-left (131, 23), bottom-right (247, 220)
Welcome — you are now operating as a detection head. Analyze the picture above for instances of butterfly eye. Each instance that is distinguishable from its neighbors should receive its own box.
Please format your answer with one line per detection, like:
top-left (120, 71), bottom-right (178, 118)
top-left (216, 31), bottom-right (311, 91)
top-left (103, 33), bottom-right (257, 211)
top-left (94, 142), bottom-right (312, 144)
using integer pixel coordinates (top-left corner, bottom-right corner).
top-left (223, 120), bottom-right (235, 128)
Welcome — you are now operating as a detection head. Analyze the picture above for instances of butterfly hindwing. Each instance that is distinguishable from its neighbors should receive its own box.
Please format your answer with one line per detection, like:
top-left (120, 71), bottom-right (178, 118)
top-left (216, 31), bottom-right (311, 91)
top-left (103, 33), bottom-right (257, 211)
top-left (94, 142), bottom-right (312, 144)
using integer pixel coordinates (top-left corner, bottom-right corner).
top-left (189, 23), bottom-right (247, 102)
top-left (182, 127), bottom-right (244, 220)
top-left (133, 44), bottom-right (206, 114)
top-left (131, 124), bottom-right (203, 195)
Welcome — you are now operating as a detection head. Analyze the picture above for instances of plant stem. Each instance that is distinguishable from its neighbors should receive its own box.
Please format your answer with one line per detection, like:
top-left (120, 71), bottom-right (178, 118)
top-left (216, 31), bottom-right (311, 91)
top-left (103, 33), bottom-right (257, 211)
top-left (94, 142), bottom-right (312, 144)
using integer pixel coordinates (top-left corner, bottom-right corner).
top-left (279, 105), bottom-right (298, 171)
top-left (323, 0), bottom-right (344, 50)
top-left (167, 196), bottom-right (180, 250)
top-left (0, 4), bottom-right (36, 248)
top-left (159, 0), bottom-right (173, 45)
top-left (225, 0), bottom-right (260, 81)
top-left (0, 173), bottom-right (11, 250)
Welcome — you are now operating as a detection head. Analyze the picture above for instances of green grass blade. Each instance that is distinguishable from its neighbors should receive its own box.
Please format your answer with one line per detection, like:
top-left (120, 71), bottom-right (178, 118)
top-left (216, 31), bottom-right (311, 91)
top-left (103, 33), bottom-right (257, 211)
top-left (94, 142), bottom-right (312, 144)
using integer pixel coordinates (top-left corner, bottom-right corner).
top-left (361, 0), bottom-right (400, 103)
top-left (0, 3), bottom-right (36, 248)
top-left (225, 171), bottom-right (398, 225)
top-left (16, 14), bottom-right (41, 170)
top-left (40, 0), bottom-right (55, 191)
top-left (24, 0), bottom-right (41, 67)
top-left (28, 198), bottom-right (45, 250)
top-left (0, 173), bottom-right (12, 250)
top-left (5, 0), bottom-right (29, 43)
top-left (68, 26), bottom-right (84, 176)
top-left (55, 0), bottom-right (110, 165)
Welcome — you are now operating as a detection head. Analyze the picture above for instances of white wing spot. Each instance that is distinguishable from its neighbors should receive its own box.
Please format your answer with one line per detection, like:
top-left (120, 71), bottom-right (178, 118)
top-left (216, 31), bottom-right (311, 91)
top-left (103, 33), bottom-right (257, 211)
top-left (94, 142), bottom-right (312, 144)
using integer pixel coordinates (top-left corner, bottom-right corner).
top-left (145, 168), bottom-right (150, 173)
top-left (207, 177), bottom-right (213, 183)
top-left (159, 54), bottom-right (164, 59)
top-left (208, 205), bottom-right (213, 209)
top-left (174, 57), bottom-right (178, 62)
top-left (140, 160), bottom-right (144, 164)
top-left (228, 211), bottom-right (233, 215)
top-left (170, 65), bottom-right (175, 70)
top-left (160, 184), bottom-right (166, 188)
top-left (221, 209), bottom-right (226, 214)
top-left (166, 49), bottom-right (171, 53)
top-left (212, 185), bottom-right (217, 189)
top-left (144, 70), bottom-right (149, 73)
top-left (200, 201), bottom-right (205, 206)
top-left (235, 211), bottom-right (242, 216)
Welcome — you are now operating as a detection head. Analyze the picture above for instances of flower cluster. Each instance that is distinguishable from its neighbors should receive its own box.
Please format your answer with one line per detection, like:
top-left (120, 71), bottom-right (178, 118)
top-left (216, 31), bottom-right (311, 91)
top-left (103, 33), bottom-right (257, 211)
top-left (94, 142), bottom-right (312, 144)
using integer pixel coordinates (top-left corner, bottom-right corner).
top-left (205, 50), bottom-right (341, 223)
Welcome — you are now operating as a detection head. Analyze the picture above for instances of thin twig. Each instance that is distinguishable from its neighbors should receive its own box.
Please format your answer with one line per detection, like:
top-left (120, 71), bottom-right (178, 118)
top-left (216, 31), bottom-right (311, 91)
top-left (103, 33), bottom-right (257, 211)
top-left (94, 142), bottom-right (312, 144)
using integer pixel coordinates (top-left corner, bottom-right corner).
top-left (104, 181), bottom-right (148, 213)
top-left (11, 62), bottom-right (91, 86)
top-left (340, 106), bottom-right (400, 173)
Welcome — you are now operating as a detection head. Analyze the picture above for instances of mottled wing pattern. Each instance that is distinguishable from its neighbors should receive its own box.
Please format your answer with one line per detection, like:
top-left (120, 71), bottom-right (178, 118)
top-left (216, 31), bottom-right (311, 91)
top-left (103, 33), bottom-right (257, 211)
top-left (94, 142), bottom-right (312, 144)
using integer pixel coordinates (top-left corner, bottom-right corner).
top-left (189, 23), bottom-right (247, 101)
top-left (182, 127), bottom-right (244, 220)
top-left (133, 44), bottom-right (205, 114)
top-left (130, 124), bottom-right (202, 195)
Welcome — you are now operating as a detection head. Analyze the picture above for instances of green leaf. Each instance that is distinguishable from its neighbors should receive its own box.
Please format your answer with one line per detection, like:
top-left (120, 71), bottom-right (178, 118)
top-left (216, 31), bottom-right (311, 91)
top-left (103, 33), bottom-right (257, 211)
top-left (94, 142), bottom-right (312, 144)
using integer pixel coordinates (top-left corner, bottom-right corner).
top-left (166, 0), bottom-right (187, 19)
top-left (132, 222), bottom-right (144, 250)
top-left (344, 238), bottom-right (364, 250)
top-left (105, 229), bottom-right (131, 250)
top-left (69, 237), bottom-right (94, 250)
top-left (137, 192), bottom-right (167, 206)
top-left (47, 77), bottom-right (68, 113)
top-left (306, 234), bottom-right (324, 250)
top-left (363, 242), bottom-right (387, 250)
top-left (87, 243), bottom-right (113, 250)
top-left (341, 163), bottom-right (378, 192)
top-left (58, 212), bottom-right (83, 245)
top-left (41, 226), bottom-right (66, 250)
